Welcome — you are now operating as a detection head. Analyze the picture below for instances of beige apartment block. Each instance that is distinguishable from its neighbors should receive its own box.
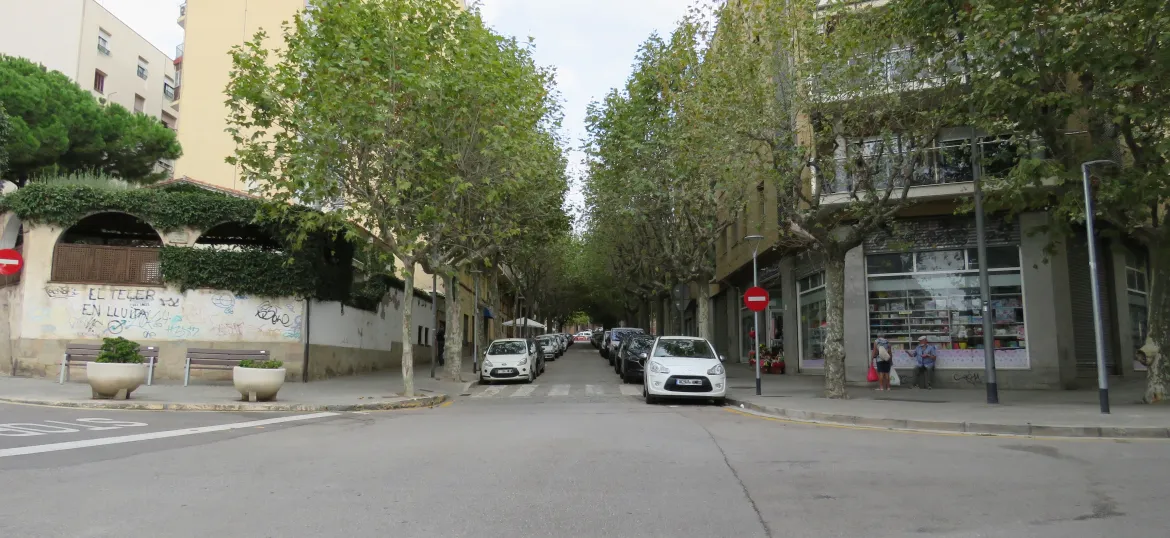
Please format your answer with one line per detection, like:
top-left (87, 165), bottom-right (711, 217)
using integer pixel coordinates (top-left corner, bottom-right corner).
top-left (0, 0), bottom-right (180, 132)
top-left (173, 0), bottom-right (304, 191)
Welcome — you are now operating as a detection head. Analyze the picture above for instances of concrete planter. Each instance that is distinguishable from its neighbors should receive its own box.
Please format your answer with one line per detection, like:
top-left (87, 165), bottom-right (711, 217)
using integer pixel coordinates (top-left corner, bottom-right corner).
top-left (86, 362), bottom-right (146, 400)
top-left (233, 367), bottom-right (286, 402)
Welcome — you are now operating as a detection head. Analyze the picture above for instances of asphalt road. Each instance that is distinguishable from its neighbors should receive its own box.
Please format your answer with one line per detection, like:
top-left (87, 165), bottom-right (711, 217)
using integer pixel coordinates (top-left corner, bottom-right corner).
top-left (1, 345), bottom-right (1166, 537)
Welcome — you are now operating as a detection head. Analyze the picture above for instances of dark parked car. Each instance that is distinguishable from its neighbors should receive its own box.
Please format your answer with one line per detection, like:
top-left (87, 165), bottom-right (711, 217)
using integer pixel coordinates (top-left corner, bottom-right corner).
top-left (591, 329), bottom-right (604, 349)
top-left (617, 334), bottom-right (655, 383)
top-left (605, 328), bottom-right (645, 364)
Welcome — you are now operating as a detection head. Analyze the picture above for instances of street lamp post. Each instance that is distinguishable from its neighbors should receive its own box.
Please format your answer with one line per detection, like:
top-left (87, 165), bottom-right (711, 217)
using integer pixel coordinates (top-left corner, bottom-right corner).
top-left (1083, 159), bottom-right (1118, 414)
top-left (471, 269), bottom-right (483, 374)
top-left (746, 234), bottom-right (764, 396)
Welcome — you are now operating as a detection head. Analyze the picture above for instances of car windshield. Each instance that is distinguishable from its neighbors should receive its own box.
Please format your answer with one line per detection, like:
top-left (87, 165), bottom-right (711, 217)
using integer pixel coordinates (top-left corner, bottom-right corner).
top-left (653, 339), bottom-right (715, 359)
top-left (612, 329), bottom-right (643, 341)
top-left (628, 338), bottom-right (653, 352)
top-left (488, 341), bottom-right (526, 355)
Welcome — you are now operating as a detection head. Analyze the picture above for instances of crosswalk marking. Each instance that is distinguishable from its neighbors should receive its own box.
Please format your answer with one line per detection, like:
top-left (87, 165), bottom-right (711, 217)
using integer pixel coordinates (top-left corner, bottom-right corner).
top-left (510, 385), bottom-right (537, 398)
top-left (472, 386), bottom-right (502, 399)
top-left (465, 383), bottom-right (641, 399)
top-left (549, 384), bottom-right (570, 396)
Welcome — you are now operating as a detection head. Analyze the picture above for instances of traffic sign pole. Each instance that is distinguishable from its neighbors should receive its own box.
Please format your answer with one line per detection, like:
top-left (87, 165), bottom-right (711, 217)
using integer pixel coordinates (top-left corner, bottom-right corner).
top-left (752, 255), bottom-right (761, 396)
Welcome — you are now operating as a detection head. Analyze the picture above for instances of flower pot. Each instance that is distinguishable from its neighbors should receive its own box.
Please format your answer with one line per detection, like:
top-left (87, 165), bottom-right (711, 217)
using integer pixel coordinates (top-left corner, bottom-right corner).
top-left (87, 362), bottom-right (146, 400)
top-left (233, 367), bottom-right (287, 402)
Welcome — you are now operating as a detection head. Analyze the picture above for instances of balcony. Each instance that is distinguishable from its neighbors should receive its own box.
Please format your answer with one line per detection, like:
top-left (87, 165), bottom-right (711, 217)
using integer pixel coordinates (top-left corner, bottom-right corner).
top-left (178, 2), bottom-right (186, 28)
top-left (175, 43), bottom-right (184, 61)
top-left (818, 134), bottom-right (1026, 204)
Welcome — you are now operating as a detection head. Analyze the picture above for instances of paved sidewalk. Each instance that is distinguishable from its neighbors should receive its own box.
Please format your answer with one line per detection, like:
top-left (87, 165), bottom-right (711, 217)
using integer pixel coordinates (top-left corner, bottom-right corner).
top-left (724, 363), bottom-right (1170, 438)
top-left (0, 360), bottom-right (475, 411)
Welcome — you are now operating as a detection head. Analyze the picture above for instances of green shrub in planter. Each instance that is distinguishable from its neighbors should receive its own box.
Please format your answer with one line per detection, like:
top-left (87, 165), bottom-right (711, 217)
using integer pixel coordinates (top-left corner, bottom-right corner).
top-left (95, 337), bottom-right (144, 364)
top-left (238, 359), bottom-right (284, 369)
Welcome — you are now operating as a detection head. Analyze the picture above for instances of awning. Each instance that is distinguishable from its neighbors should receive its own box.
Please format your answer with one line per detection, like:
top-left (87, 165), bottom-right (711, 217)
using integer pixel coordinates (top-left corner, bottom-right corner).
top-left (502, 317), bottom-right (546, 329)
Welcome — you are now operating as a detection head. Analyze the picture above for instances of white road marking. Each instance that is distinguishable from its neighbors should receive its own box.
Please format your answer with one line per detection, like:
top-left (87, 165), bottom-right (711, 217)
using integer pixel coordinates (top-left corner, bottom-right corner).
top-left (548, 384), bottom-right (570, 396)
top-left (585, 385), bottom-right (603, 396)
top-left (472, 386), bottom-right (502, 399)
top-left (511, 385), bottom-right (537, 398)
top-left (0, 412), bottom-right (338, 458)
top-left (619, 385), bottom-right (641, 396)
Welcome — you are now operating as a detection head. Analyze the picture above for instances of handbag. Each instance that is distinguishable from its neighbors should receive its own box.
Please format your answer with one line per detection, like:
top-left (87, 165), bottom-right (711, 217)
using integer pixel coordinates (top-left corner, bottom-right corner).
top-left (867, 362), bottom-right (879, 382)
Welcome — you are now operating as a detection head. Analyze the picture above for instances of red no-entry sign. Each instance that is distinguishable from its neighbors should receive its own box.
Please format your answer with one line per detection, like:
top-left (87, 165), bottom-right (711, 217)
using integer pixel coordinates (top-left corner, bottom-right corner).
top-left (0, 249), bottom-right (22, 276)
top-left (743, 286), bottom-right (770, 312)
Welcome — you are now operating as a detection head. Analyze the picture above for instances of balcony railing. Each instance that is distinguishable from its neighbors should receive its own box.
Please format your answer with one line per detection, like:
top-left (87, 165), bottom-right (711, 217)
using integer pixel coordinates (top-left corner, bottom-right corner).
top-left (175, 43), bottom-right (184, 59)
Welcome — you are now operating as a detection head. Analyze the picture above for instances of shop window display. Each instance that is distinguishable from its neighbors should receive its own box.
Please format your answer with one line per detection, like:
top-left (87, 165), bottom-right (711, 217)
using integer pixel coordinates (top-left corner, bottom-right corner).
top-left (867, 247), bottom-right (1029, 369)
top-left (798, 272), bottom-right (827, 369)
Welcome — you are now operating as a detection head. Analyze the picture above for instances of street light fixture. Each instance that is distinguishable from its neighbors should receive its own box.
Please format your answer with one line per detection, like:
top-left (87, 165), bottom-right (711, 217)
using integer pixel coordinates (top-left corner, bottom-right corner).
top-left (745, 234), bottom-right (764, 396)
top-left (1082, 159), bottom-right (1118, 414)
top-left (471, 269), bottom-right (483, 374)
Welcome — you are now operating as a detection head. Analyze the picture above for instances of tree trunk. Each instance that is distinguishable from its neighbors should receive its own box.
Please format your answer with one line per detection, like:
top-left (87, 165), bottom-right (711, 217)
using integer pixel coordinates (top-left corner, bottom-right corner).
top-left (443, 272), bottom-right (464, 382)
top-left (698, 287), bottom-right (711, 340)
top-left (511, 294), bottom-right (520, 338)
top-left (823, 254), bottom-right (848, 399)
top-left (1139, 235), bottom-right (1170, 403)
top-left (400, 265), bottom-right (415, 397)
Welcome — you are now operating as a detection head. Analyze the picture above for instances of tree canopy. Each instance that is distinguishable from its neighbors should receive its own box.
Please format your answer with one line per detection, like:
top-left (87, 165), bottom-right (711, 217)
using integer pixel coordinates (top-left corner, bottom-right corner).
top-left (0, 54), bottom-right (181, 185)
top-left (225, 0), bottom-right (569, 392)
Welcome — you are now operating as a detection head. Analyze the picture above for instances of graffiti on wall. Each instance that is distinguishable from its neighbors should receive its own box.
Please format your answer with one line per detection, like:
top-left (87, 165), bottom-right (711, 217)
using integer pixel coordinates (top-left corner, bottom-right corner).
top-left (40, 285), bottom-right (304, 343)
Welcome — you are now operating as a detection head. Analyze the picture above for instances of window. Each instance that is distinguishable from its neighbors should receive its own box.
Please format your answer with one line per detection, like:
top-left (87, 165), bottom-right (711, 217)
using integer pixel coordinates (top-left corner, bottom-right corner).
top-left (464, 314), bottom-right (470, 344)
top-left (133, 94), bottom-right (145, 114)
top-left (97, 30), bottom-right (111, 55)
top-left (488, 341), bottom-right (525, 355)
top-left (163, 76), bottom-right (175, 100)
top-left (866, 247), bottom-right (1028, 369)
top-left (417, 326), bottom-right (424, 345)
top-left (93, 70), bottom-right (106, 93)
top-left (797, 272), bottom-right (827, 368)
top-left (1126, 248), bottom-right (1149, 371)
top-left (161, 112), bottom-right (176, 130)
top-left (137, 57), bottom-right (149, 79)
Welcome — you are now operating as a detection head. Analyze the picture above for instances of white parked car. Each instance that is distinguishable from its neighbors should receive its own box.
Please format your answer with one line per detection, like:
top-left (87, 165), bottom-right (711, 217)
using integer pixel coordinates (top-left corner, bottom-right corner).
top-left (481, 339), bottom-right (539, 384)
top-left (643, 336), bottom-right (726, 405)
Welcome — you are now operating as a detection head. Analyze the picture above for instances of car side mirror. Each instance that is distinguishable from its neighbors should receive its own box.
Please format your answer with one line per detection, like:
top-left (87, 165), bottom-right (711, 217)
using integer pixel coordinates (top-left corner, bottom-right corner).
top-left (638, 352), bottom-right (648, 360)
top-left (719, 355), bottom-right (726, 363)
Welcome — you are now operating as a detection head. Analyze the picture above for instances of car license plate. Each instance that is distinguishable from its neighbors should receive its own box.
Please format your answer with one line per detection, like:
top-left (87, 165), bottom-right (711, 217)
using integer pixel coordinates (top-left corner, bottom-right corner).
top-left (496, 368), bottom-right (515, 374)
top-left (677, 379), bottom-right (703, 386)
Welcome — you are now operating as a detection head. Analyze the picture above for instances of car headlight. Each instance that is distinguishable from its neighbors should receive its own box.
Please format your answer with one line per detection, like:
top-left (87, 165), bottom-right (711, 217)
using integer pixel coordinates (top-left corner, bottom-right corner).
top-left (707, 364), bottom-right (725, 375)
top-left (649, 362), bottom-right (669, 374)
top-left (517, 357), bottom-right (528, 366)
top-left (483, 359), bottom-right (493, 368)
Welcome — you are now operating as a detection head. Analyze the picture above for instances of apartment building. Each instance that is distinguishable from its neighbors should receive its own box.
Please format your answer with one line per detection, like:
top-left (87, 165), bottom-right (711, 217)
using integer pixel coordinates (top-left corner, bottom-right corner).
top-left (707, 0), bottom-right (1150, 390)
top-left (0, 0), bottom-right (180, 171)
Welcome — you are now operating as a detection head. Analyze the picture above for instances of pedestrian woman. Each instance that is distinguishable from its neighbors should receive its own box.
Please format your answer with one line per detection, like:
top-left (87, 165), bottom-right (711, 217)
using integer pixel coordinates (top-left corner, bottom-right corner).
top-left (872, 334), bottom-right (893, 391)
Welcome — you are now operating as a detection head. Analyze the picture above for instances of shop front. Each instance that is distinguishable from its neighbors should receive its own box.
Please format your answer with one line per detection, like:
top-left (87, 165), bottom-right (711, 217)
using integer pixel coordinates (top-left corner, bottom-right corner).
top-left (797, 271), bottom-right (827, 370)
top-left (866, 246), bottom-right (1029, 370)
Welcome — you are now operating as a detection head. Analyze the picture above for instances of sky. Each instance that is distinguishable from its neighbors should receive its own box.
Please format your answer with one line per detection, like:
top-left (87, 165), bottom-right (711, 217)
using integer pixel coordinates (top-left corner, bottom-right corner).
top-left (93, 0), bottom-right (696, 222)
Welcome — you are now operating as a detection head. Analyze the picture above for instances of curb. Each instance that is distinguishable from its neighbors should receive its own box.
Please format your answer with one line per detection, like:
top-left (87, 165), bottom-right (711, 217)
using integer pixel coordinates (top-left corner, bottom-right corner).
top-left (725, 398), bottom-right (1170, 439)
top-left (0, 394), bottom-right (447, 412)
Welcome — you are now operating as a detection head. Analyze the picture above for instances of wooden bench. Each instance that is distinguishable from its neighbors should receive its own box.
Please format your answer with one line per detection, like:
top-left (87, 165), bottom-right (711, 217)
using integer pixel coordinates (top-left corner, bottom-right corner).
top-left (184, 348), bottom-right (269, 386)
top-left (59, 343), bottom-right (159, 385)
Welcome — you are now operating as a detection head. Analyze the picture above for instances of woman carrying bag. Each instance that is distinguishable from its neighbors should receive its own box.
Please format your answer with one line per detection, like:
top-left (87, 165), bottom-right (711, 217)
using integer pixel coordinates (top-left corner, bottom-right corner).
top-left (871, 334), bottom-right (894, 391)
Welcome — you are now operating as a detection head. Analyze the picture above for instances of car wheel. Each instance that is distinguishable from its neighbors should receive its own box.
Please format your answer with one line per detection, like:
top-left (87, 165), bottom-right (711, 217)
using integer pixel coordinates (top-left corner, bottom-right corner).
top-left (479, 377), bottom-right (489, 385)
top-left (712, 397), bottom-right (726, 406)
top-left (526, 370), bottom-right (534, 383)
top-left (643, 383), bottom-right (656, 404)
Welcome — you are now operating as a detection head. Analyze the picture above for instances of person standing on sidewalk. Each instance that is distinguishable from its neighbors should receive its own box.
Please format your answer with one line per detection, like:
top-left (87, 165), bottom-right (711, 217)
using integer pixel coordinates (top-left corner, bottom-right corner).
top-left (909, 336), bottom-right (937, 389)
top-left (871, 335), bottom-right (893, 391)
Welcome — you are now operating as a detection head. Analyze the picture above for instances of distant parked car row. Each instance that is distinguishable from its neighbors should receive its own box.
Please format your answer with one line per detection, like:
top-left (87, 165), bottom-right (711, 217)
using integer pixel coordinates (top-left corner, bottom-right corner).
top-left (480, 332), bottom-right (574, 385)
top-left (589, 327), bottom-right (726, 405)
